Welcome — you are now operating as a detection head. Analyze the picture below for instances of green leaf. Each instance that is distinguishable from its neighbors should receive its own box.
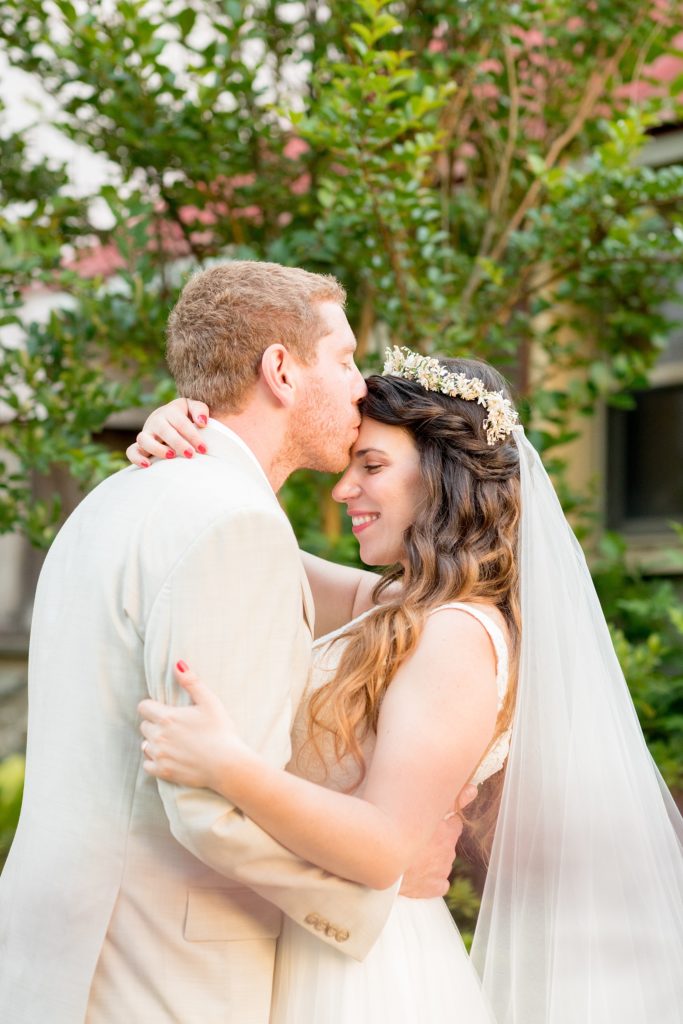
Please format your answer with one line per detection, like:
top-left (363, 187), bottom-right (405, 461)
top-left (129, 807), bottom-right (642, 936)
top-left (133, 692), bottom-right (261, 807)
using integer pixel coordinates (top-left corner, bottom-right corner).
top-left (175, 8), bottom-right (196, 38)
top-left (526, 153), bottom-right (546, 176)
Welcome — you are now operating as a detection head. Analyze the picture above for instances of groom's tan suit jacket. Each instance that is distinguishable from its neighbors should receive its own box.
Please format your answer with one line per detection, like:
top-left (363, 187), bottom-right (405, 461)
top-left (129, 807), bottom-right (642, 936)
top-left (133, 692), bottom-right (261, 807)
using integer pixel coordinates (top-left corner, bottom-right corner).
top-left (0, 426), bottom-right (395, 1024)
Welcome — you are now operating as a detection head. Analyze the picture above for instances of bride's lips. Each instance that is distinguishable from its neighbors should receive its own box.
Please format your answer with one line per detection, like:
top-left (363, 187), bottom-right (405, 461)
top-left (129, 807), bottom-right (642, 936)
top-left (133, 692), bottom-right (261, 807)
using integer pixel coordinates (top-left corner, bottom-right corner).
top-left (349, 511), bottom-right (381, 535)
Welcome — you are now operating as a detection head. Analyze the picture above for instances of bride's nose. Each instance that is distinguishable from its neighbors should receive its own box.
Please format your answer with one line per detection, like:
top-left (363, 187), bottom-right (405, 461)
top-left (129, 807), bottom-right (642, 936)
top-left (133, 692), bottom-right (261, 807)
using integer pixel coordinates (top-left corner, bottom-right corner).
top-left (332, 471), bottom-right (362, 503)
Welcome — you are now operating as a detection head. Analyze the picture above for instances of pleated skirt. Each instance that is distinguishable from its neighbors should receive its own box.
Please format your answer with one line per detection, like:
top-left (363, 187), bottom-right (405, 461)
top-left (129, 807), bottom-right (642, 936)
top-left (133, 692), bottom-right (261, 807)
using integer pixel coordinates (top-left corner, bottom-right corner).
top-left (270, 896), bottom-right (496, 1023)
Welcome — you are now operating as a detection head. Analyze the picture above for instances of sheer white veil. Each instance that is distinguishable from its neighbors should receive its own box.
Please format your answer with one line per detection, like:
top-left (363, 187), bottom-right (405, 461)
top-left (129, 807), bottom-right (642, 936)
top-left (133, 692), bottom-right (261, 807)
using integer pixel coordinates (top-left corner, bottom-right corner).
top-left (470, 426), bottom-right (683, 1023)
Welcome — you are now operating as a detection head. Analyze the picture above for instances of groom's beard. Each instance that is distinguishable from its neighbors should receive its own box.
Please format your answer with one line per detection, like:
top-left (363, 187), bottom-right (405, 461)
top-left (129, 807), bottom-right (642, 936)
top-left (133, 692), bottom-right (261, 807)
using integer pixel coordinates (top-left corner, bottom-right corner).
top-left (291, 376), bottom-right (355, 475)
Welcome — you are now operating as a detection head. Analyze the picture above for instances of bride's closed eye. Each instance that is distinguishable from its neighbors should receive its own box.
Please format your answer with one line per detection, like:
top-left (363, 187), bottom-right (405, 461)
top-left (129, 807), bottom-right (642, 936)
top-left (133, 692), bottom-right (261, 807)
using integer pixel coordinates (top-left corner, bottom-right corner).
top-left (364, 464), bottom-right (382, 474)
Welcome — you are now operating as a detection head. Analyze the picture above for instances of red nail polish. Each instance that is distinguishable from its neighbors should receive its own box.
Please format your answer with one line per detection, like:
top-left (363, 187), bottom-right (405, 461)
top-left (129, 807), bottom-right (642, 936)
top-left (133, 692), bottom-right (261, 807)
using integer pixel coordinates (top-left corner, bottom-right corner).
top-left (165, 450), bottom-right (175, 460)
top-left (198, 415), bottom-right (208, 426)
top-left (184, 450), bottom-right (193, 459)
top-left (197, 444), bottom-right (207, 455)
top-left (141, 460), bottom-right (150, 468)
top-left (176, 660), bottom-right (188, 673)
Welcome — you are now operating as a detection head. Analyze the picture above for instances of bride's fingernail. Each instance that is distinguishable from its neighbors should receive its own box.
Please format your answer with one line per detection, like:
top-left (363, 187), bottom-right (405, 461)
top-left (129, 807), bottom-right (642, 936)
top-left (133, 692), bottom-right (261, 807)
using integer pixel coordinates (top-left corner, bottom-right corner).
top-left (165, 450), bottom-right (175, 460)
top-left (197, 444), bottom-right (207, 455)
top-left (197, 415), bottom-right (208, 426)
top-left (176, 660), bottom-right (188, 673)
top-left (141, 460), bottom-right (150, 468)
top-left (183, 450), bottom-right (193, 459)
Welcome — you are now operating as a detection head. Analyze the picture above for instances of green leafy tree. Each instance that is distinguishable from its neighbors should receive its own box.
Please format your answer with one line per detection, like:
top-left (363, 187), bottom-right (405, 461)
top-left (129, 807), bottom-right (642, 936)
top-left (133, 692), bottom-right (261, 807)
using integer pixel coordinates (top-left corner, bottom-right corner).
top-left (1, 0), bottom-right (682, 541)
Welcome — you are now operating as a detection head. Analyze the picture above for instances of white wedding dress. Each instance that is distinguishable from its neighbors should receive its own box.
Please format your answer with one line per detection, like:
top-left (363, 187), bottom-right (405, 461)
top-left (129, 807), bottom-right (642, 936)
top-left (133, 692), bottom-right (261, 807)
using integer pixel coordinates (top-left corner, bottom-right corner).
top-left (270, 603), bottom-right (510, 1024)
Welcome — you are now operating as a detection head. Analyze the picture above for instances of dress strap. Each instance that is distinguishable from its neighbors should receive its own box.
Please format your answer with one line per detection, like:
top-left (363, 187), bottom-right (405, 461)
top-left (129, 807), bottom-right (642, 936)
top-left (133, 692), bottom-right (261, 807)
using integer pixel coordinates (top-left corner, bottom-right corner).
top-left (312, 605), bottom-right (378, 649)
top-left (428, 602), bottom-right (509, 709)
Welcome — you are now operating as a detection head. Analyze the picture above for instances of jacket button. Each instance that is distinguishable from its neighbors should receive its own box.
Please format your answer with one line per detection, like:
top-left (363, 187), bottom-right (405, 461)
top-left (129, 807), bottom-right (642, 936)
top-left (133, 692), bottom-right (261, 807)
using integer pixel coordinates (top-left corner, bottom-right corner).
top-left (335, 929), bottom-right (350, 942)
top-left (304, 913), bottom-right (320, 926)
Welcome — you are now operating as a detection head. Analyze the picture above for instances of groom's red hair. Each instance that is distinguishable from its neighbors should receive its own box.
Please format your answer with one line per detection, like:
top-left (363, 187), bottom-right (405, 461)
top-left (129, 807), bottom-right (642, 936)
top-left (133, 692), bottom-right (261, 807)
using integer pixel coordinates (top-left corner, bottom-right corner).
top-left (166, 260), bottom-right (346, 413)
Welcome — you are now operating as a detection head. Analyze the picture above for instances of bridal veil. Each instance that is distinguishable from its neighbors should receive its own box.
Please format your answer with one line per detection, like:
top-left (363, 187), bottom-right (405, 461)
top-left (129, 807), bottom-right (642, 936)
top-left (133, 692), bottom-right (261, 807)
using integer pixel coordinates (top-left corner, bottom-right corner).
top-left (470, 427), bottom-right (683, 1022)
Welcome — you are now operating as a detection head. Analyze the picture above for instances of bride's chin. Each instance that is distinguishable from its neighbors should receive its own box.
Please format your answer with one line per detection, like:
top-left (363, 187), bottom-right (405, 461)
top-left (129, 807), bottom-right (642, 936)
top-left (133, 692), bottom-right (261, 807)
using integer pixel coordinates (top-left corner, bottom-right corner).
top-left (358, 541), bottom-right (389, 568)
top-left (357, 542), bottom-right (377, 566)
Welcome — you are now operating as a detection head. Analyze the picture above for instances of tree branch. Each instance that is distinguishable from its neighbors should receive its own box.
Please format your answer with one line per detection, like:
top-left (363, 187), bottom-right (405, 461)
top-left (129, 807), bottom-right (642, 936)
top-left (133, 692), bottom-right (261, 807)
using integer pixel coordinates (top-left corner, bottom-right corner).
top-left (488, 17), bottom-right (647, 265)
top-left (587, 251), bottom-right (683, 265)
top-left (459, 39), bottom-right (520, 312)
top-left (424, 43), bottom-right (492, 188)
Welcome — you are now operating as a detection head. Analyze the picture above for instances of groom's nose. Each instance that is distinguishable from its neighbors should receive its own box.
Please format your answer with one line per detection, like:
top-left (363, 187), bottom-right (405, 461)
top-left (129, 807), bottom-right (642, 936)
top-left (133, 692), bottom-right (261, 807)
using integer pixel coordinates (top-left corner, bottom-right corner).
top-left (352, 365), bottom-right (367, 402)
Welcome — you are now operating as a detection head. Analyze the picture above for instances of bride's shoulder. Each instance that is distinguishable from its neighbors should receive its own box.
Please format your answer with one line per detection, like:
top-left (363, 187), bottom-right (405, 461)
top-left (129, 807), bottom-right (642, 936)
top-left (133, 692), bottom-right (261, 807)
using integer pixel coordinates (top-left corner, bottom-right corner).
top-left (381, 608), bottom-right (499, 734)
top-left (414, 603), bottom-right (508, 695)
top-left (410, 606), bottom-right (498, 678)
top-left (428, 600), bottom-right (509, 645)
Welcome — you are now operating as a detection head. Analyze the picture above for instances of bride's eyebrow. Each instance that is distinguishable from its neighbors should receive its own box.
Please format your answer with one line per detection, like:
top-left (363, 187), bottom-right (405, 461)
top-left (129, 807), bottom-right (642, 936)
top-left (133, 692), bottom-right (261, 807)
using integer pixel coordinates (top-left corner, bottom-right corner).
top-left (354, 448), bottom-right (387, 458)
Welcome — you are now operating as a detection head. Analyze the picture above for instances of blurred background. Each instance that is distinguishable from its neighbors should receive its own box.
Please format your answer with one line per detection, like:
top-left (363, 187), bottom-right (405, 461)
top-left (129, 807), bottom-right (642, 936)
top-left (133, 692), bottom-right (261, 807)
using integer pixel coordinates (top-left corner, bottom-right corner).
top-left (1, 0), bottom-right (682, 940)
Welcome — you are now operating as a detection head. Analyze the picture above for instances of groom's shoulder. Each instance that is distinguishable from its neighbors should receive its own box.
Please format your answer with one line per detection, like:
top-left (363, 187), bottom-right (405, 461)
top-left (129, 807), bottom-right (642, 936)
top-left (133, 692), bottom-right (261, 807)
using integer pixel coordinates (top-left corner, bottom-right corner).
top-left (69, 450), bottom-right (287, 550)
top-left (156, 450), bottom-right (272, 505)
top-left (50, 459), bottom-right (294, 591)
top-left (115, 455), bottom-right (279, 519)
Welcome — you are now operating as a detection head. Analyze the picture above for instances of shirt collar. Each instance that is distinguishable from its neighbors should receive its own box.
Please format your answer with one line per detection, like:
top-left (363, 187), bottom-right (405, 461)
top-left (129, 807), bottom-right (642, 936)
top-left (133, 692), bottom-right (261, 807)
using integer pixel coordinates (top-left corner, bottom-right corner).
top-left (208, 418), bottom-right (273, 491)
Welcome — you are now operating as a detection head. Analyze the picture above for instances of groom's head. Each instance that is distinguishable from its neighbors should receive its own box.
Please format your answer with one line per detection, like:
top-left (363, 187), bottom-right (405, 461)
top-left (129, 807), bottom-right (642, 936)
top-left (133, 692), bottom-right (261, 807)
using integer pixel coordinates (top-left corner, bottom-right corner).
top-left (166, 260), bottom-right (366, 472)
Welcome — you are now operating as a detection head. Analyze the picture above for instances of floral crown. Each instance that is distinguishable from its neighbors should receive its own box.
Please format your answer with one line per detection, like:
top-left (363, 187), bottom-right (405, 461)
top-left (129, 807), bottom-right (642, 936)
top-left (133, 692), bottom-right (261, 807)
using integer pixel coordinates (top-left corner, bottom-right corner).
top-left (382, 346), bottom-right (518, 446)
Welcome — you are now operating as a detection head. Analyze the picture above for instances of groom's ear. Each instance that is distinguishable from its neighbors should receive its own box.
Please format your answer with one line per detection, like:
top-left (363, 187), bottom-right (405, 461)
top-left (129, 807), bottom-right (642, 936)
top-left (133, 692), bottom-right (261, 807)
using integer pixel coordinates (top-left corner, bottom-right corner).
top-left (260, 343), bottom-right (300, 408)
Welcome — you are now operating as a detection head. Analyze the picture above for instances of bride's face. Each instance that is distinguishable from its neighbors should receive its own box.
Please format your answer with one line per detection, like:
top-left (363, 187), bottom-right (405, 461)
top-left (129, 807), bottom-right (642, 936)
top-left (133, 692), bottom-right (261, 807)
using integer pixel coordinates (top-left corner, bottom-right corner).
top-left (332, 417), bottom-right (424, 566)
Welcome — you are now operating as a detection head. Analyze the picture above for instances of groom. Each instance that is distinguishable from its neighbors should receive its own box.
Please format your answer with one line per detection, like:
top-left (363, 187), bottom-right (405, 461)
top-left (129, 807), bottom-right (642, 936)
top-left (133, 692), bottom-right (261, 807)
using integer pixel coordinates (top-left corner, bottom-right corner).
top-left (0, 261), bottom-right (465, 1024)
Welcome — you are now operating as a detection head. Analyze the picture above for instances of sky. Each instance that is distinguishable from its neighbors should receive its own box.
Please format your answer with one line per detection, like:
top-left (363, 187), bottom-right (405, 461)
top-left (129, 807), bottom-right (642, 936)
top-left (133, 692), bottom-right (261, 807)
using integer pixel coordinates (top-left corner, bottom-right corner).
top-left (0, 51), bottom-right (117, 197)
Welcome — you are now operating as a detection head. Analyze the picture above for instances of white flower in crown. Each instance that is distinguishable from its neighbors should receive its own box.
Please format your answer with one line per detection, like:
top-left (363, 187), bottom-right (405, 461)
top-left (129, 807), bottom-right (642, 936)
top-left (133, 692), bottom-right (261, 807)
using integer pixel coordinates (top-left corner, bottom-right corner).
top-left (382, 346), bottom-right (518, 445)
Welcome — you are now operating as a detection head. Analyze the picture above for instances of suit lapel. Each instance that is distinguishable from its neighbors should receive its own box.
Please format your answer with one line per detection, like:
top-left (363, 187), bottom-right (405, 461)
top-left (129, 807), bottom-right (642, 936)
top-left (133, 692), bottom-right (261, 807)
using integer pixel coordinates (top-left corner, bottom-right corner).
top-left (300, 566), bottom-right (315, 636)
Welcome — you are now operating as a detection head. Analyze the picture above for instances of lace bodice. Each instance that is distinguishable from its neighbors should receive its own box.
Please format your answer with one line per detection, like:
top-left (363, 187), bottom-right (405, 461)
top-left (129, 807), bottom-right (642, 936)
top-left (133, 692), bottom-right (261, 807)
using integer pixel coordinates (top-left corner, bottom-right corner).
top-left (288, 602), bottom-right (511, 792)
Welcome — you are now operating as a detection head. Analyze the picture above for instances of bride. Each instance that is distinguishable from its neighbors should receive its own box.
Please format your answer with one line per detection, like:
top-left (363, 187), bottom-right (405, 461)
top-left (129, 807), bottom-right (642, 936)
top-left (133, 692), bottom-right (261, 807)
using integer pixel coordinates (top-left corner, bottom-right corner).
top-left (129, 348), bottom-right (683, 1023)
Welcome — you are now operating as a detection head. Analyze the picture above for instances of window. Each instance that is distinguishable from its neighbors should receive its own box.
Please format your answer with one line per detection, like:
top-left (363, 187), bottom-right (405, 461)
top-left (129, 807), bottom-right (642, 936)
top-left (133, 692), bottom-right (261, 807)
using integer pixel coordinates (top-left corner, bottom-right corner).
top-left (607, 382), bottom-right (683, 533)
top-left (605, 127), bottom-right (683, 552)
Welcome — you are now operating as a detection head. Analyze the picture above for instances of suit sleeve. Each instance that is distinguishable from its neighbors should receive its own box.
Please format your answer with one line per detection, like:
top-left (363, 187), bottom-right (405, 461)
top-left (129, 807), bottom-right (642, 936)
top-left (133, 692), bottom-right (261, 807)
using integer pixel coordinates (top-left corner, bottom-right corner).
top-left (143, 506), bottom-right (396, 960)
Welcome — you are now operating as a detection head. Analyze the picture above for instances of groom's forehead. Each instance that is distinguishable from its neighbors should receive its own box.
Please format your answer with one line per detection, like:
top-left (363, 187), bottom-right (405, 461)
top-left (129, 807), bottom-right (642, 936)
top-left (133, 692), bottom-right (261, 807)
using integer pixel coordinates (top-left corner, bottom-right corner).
top-left (315, 301), bottom-right (354, 340)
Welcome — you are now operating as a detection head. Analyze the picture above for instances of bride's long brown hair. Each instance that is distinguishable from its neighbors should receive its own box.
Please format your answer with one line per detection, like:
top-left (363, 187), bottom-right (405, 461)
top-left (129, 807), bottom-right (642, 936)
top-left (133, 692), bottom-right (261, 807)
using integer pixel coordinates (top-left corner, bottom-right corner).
top-left (306, 358), bottom-right (521, 855)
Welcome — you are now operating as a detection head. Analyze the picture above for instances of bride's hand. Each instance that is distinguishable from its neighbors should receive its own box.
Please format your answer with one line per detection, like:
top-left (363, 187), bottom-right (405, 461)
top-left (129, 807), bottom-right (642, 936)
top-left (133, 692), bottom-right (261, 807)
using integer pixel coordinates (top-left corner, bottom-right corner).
top-left (126, 397), bottom-right (210, 467)
top-left (139, 661), bottom-right (248, 792)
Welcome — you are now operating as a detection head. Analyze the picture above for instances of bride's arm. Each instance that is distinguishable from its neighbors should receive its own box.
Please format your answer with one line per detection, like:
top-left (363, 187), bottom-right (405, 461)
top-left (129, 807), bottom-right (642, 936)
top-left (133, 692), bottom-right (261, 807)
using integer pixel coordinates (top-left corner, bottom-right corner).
top-left (299, 552), bottom-right (384, 637)
top-left (140, 609), bottom-right (498, 889)
top-left (125, 398), bottom-right (388, 636)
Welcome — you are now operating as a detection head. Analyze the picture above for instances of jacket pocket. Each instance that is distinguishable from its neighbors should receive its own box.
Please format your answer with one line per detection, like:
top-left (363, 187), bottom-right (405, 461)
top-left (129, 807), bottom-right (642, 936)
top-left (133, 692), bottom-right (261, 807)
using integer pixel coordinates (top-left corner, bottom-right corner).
top-left (183, 887), bottom-right (282, 942)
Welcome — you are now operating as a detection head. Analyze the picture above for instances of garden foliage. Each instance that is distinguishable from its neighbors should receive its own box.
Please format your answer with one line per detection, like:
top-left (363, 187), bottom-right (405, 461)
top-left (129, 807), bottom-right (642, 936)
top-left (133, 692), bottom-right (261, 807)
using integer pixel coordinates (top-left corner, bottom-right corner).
top-left (0, 755), bottom-right (24, 870)
top-left (1, 0), bottom-right (682, 539)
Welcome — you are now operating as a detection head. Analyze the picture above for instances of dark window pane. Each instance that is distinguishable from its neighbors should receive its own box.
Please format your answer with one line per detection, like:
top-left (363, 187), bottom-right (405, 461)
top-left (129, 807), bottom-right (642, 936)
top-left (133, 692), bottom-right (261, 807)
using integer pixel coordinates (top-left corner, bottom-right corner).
top-left (608, 384), bottom-right (683, 529)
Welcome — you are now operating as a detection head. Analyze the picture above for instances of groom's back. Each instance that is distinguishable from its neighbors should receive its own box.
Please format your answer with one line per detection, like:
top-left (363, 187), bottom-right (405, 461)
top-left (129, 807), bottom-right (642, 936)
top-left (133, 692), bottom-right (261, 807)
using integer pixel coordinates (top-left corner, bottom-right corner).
top-left (0, 441), bottom-right (293, 1024)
